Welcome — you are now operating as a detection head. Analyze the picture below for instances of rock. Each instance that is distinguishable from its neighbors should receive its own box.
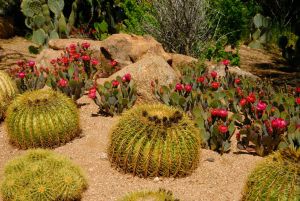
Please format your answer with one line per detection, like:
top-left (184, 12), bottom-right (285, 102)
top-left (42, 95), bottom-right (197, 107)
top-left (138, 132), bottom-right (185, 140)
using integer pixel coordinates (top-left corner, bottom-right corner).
top-left (48, 38), bottom-right (101, 50)
top-left (153, 177), bottom-right (161, 182)
top-left (169, 53), bottom-right (198, 70)
top-left (99, 55), bottom-right (179, 102)
top-left (209, 65), bottom-right (259, 79)
top-left (205, 158), bottom-right (215, 162)
top-left (0, 17), bottom-right (14, 39)
top-left (99, 152), bottom-right (108, 160)
top-left (35, 49), bottom-right (64, 68)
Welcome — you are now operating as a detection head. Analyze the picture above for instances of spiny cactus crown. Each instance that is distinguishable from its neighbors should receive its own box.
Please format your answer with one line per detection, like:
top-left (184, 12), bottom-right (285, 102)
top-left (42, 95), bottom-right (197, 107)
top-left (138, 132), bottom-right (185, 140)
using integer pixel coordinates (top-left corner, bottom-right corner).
top-left (1, 149), bottom-right (88, 201)
top-left (119, 188), bottom-right (180, 201)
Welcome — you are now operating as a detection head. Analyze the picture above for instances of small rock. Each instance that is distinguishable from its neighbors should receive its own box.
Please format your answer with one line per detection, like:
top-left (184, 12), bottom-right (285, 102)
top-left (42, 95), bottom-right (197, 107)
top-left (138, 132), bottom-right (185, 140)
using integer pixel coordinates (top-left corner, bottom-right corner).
top-left (99, 152), bottom-right (108, 160)
top-left (205, 158), bottom-right (215, 162)
top-left (153, 177), bottom-right (160, 182)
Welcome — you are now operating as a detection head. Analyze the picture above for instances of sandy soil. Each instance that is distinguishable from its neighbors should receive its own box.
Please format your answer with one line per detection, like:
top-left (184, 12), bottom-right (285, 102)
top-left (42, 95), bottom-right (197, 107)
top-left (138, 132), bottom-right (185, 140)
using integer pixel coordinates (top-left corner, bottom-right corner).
top-left (0, 96), bottom-right (263, 201)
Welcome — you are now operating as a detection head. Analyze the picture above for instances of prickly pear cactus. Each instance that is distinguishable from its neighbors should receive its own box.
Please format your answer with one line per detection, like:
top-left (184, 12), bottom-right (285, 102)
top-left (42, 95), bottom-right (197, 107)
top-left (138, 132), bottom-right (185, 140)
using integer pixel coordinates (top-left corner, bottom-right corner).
top-left (108, 104), bottom-right (201, 178)
top-left (243, 131), bottom-right (300, 201)
top-left (1, 149), bottom-right (88, 201)
top-left (0, 70), bottom-right (18, 119)
top-left (5, 89), bottom-right (80, 149)
top-left (119, 188), bottom-right (180, 201)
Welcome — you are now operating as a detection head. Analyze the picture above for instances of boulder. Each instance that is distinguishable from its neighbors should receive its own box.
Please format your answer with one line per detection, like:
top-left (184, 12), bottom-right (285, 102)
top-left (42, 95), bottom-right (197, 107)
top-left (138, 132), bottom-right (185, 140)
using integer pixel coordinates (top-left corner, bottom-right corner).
top-left (99, 56), bottom-right (179, 102)
top-left (209, 64), bottom-right (259, 79)
top-left (35, 49), bottom-right (64, 68)
top-left (169, 53), bottom-right (198, 69)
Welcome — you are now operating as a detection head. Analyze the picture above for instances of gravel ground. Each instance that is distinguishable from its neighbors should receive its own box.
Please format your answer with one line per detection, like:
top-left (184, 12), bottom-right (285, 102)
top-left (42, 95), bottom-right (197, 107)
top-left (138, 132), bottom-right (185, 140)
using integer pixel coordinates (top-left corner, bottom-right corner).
top-left (0, 97), bottom-right (263, 201)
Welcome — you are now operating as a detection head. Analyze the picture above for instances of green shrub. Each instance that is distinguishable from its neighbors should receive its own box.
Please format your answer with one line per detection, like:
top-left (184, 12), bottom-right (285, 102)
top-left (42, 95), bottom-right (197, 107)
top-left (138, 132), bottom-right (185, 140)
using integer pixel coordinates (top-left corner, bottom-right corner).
top-left (1, 149), bottom-right (87, 201)
top-left (5, 89), bottom-right (80, 149)
top-left (108, 104), bottom-right (201, 178)
top-left (119, 188), bottom-right (180, 201)
top-left (0, 70), bottom-right (18, 119)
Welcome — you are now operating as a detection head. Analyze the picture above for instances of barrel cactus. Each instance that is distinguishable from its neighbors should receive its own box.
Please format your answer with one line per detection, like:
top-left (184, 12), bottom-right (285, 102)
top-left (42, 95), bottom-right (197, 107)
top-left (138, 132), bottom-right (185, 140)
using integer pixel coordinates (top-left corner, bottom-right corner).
top-left (1, 149), bottom-right (88, 201)
top-left (5, 89), bottom-right (80, 149)
top-left (119, 188), bottom-right (180, 201)
top-left (108, 104), bottom-right (201, 178)
top-left (242, 131), bottom-right (300, 201)
top-left (0, 70), bottom-right (18, 119)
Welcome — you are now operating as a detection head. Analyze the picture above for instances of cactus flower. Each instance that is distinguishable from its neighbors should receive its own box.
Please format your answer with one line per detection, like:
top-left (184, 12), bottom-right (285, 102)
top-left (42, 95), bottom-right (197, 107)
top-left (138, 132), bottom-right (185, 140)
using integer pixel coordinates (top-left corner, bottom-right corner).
top-left (218, 109), bottom-right (228, 118)
top-left (218, 125), bottom-right (228, 133)
top-left (88, 87), bottom-right (97, 99)
top-left (112, 80), bottom-right (120, 88)
top-left (246, 93), bottom-right (256, 103)
top-left (240, 98), bottom-right (247, 107)
top-left (296, 97), bottom-right (300, 105)
top-left (185, 84), bottom-right (192, 93)
top-left (110, 59), bottom-right (118, 67)
top-left (175, 83), bottom-right (184, 91)
top-left (81, 55), bottom-right (90, 61)
top-left (124, 73), bottom-right (132, 82)
top-left (211, 108), bottom-right (219, 116)
top-left (256, 101), bottom-right (267, 111)
top-left (17, 60), bottom-right (25, 67)
top-left (58, 79), bottom-right (68, 87)
top-left (211, 82), bottom-right (220, 89)
top-left (28, 60), bottom-right (35, 67)
top-left (18, 72), bottom-right (25, 79)
top-left (210, 71), bottom-right (218, 78)
top-left (196, 76), bottom-right (205, 83)
top-left (221, 59), bottom-right (230, 66)
top-left (234, 78), bottom-right (241, 84)
top-left (271, 118), bottom-right (287, 129)
top-left (296, 87), bottom-right (300, 93)
top-left (91, 59), bottom-right (99, 65)
top-left (81, 42), bottom-right (90, 49)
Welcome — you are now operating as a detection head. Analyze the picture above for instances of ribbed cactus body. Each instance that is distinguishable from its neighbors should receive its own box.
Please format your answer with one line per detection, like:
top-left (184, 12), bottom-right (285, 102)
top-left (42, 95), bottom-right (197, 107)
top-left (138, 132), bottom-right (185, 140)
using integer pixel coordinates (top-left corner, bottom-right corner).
top-left (108, 104), bottom-right (201, 178)
top-left (243, 151), bottom-right (300, 201)
top-left (0, 70), bottom-right (18, 119)
top-left (1, 149), bottom-right (87, 201)
top-left (119, 189), bottom-right (180, 201)
top-left (5, 89), bottom-right (80, 149)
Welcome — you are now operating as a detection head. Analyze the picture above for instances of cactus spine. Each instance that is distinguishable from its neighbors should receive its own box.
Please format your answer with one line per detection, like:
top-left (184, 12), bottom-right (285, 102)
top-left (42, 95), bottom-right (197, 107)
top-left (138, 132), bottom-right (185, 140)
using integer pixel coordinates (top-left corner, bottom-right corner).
top-left (5, 89), bottom-right (80, 149)
top-left (1, 149), bottom-right (88, 201)
top-left (21, 0), bottom-right (79, 46)
top-left (243, 131), bottom-right (300, 201)
top-left (119, 189), bottom-right (180, 201)
top-left (0, 70), bottom-right (18, 119)
top-left (108, 104), bottom-right (201, 178)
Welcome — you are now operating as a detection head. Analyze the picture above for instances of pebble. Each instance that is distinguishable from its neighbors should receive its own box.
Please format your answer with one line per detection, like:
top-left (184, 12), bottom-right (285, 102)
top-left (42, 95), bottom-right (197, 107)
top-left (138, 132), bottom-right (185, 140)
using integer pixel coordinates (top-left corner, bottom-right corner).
top-left (205, 157), bottom-right (215, 162)
top-left (100, 152), bottom-right (108, 160)
top-left (153, 177), bottom-right (161, 182)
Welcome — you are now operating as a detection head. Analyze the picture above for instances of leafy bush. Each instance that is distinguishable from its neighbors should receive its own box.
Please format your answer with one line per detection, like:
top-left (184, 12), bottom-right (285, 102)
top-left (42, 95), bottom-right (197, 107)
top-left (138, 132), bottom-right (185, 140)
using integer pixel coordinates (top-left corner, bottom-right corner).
top-left (5, 89), bottom-right (80, 149)
top-left (120, 189), bottom-right (180, 201)
top-left (1, 149), bottom-right (87, 201)
top-left (108, 104), bottom-right (201, 177)
top-left (88, 73), bottom-right (137, 116)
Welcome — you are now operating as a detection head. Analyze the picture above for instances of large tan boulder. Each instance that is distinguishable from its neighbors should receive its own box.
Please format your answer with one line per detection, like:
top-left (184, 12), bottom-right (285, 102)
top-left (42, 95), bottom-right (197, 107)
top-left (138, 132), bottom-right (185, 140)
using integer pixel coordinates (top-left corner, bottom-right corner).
top-left (209, 64), bottom-right (259, 79)
top-left (99, 56), bottom-right (179, 102)
top-left (35, 49), bottom-right (64, 68)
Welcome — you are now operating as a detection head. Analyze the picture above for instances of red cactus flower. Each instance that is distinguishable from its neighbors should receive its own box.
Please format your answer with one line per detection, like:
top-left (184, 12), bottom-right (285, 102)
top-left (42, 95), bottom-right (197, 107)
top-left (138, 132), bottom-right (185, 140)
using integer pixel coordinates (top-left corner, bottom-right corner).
top-left (112, 80), bottom-right (120, 88)
top-left (197, 76), bottom-right (205, 83)
top-left (210, 71), bottom-right (218, 78)
top-left (82, 55), bottom-right (90, 61)
top-left (69, 43), bottom-right (77, 49)
top-left (234, 78), bottom-right (241, 84)
top-left (91, 59), bottom-right (99, 65)
top-left (73, 53), bottom-right (81, 60)
top-left (18, 72), bottom-right (25, 79)
top-left (175, 83), bottom-right (184, 91)
top-left (28, 60), bottom-right (35, 67)
top-left (88, 87), bottom-right (97, 99)
top-left (246, 93), bottom-right (256, 104)
top-left (239, 98), bottom-right (247, 107)
top-left (61, 57), bottom-right (69, 65)
top-left (58, 78), bottom-right (68, 87)
top-left (221, 59), bottom-right (230, 66)
top-left (185, 84), bottom-right (192, 93)
top-left (218, 109), bottom-right (228, 118)
top-left (211, 108), bottom-right (219, 116)
top-left (218, 125), bottom-right (228, 134)
top-left (211, 82), bottom-right (220, 89)
top-left (271, 118), bottom-right (287, 129)
top-left (296, 87), bottom-right (300, 93)
top-left (236, 132), bottom-right (241, 140)
top-left (50, 59), bottom-right (57, 65)
top-left (110, 59), bottom-right (118, 67)
top-left (81, 42), bottom-right (90, 49)
top-left (17, 60), bottom-right (25, 67)
top-left (124, 73), bottom-right (131, 82)
top-left (296, 97), bottom-right (300, 105)
top-left (256, 101), bottom-right (267, 111)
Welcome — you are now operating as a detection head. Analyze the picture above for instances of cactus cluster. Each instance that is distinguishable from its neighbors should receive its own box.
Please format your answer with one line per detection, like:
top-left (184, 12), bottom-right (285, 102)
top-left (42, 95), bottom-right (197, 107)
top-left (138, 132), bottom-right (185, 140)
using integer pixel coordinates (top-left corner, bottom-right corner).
top-left (21, 0), bottom-right (79, 46)
top-left (248, 13), bottom-right (272, 49)
top-left (0, 70), bottom-right (18, 119)
top-left (5, 89), bottom-right (80, 149)
top-left (108, 104), bottom-right (201, 178)
top-left (119, 188), bottom-right (180, 201)
top-left (242, 130), bottom-right (300, 201)
top-left (1, 149), bottom-right (87, 201)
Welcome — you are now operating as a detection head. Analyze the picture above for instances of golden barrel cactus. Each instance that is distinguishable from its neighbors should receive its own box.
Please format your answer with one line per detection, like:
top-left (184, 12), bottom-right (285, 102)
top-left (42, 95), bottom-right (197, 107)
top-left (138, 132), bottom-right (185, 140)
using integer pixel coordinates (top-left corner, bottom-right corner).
top-left (108, 104), bottom-right (201, 178)
top-left (5, 89), bottom-right (80, 149)
top-left (119, 189), bottom-right (180, 201)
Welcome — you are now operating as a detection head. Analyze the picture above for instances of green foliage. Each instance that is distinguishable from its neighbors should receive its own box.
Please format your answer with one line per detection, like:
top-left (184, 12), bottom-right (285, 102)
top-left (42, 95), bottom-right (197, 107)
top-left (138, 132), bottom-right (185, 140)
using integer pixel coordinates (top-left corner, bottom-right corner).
top-left (90, 74), bottom-right (137, 116)
top-left (5, 89), bottom-right (80, 149)
top-left (119, 188), bottom-right (180, 201)
top-left (1, 149), bottom-right (88, 201)
top-left (242, 148), bottom-right (300, 201)
top-left (0, 70), bottom-right (18, 119)
top-left (21, 0), bottom-right (79, 46)
top-left (108, 104), bottom-right (201, 177)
